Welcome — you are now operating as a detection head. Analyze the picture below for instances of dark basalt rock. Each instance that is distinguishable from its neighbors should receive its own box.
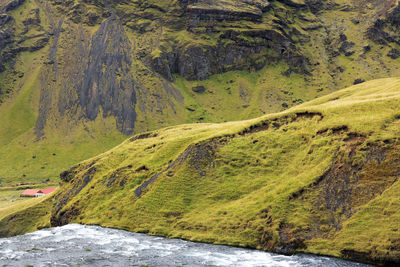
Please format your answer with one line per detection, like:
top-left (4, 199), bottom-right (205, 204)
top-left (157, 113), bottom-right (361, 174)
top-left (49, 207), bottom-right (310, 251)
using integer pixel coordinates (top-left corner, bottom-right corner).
top-left (78, 15), bottom-right (137, 134)
top-left (151, 26), bottom-right (309, 81)
top-left (51, 206), bottom-right (80, 226)
top-left (367, 4), bottom-right (400, 45)
top-left (52, 166), bottom-right (97, 226)
top-left (35, 15), bottom-right (137, 136)
top-left (147, 0), bottom-right (313, 81)
top-left (0, 21), bottom-right (12, 51)
top-left (275, 239), bottom-right (306, 255)
top-left (136, 0), bottom-right (311, 82)
top-left (303, 0), bottom-right (332, 14)
top-left (177, 45), bottom-right (213, 81)
top-left (279, 0), bottom-right (305, 8)
top-left (387, 3), bottom-right (400, 26)
top-left (341, 249), bottom-right (400, 266)
top-left (353, 78), bottom-right (365, 85)
top-left (339, 41), bottom-right (355, 56)
top-left (363, 45), bottom-right (371, 53)
top-left (28, 37), bottom-right (49, 52)
top-left (34, 18), bottom-right (64, 138)
top-left (367, 19), bottom-right (390, 45)
top-left (0, 18), bottom-right (12, 74)
top-left (192, 85), bottom-right (206, 93)
top-left (150, 52), bottom-right (178, 82)
top-left (60, 169), bottom-right (75, 183)
top-left (387, 48), bottom-right (400, 59)
top-left (0, 4), bottom-right (47, 97)
top-left (0, 13), bottom-right (12, 25)
top-left (186, 1), bottom-right (265, 27)
top-left (2, 0), bottom-right (25, 11)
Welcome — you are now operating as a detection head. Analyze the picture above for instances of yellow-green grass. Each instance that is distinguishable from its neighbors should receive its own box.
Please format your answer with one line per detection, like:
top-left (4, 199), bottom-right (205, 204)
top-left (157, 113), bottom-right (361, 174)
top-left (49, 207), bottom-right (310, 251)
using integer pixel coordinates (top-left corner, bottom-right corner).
top-left (0, 185), bottom-right (55, 220)
top-left (24, 77), bottom-right (397, 264)
top-left (0, 194), bottom-right (53, 237)
top-left (0, 185), bottom-right (55, 237)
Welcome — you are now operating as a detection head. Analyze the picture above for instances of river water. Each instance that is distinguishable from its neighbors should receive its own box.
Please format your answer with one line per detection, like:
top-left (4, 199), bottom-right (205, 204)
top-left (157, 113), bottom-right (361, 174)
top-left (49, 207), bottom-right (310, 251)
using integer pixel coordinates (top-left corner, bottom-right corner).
top-left (0, 224), bottom-right (370, 267)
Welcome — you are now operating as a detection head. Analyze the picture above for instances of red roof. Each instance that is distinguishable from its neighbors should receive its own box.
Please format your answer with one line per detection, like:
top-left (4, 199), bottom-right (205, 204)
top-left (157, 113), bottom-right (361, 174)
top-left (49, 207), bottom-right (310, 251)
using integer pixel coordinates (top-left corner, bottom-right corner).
top-left (37, 187), bottom-right (57, 194)
top-left (21, 189), bottom-right (39, 196)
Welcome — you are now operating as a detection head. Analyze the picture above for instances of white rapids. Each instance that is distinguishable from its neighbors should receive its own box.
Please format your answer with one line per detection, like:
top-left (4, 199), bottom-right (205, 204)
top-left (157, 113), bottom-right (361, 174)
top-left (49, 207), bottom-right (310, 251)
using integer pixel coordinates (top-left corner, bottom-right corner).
top-left (0, 224), bottom-right (371, 267)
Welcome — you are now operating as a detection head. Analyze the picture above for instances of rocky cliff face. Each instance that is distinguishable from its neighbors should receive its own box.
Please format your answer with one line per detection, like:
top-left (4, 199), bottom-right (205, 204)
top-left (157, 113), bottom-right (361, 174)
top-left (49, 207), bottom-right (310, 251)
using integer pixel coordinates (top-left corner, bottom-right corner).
top-left (147, 0), bottom-right (311, 81)
top-left (35, 15), bottom-right (137, 135)
top-left (1, 0), bottom-right (400, 134)
top-left (0, 0), bottom-right (49, 97)
top-left (368, 2), bottom-right (400, 58)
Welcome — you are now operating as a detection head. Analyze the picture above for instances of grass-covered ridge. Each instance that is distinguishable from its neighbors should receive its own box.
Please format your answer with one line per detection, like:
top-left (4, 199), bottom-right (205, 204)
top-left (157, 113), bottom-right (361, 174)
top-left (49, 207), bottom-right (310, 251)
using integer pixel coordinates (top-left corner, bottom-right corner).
top-left (0, 185), bottom-right (54, 237)
top-left (27, 77), bottom-right (399, 265)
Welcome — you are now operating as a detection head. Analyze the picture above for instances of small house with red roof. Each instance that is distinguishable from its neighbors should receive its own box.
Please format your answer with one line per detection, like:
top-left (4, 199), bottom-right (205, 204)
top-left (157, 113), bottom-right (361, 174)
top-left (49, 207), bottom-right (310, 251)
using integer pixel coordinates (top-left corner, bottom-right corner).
top-left (20, 187), bottom-right (57, 197)
top-left (20, 189), bottom-right (39, 197)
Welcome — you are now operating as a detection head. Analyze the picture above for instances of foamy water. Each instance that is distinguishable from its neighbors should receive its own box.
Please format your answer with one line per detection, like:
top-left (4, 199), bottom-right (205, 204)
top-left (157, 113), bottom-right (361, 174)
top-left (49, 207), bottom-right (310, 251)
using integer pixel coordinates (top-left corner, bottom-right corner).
top-left (0, 224), bottom-right (370, 267)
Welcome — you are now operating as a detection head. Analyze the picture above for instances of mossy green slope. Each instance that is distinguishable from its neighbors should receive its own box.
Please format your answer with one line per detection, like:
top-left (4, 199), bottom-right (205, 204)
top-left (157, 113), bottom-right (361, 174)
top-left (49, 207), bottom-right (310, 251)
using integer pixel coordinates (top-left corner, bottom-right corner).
top-left (0, 194), bottom-right (52, 237)
top-left (32, 78), bottom-right (400, 265)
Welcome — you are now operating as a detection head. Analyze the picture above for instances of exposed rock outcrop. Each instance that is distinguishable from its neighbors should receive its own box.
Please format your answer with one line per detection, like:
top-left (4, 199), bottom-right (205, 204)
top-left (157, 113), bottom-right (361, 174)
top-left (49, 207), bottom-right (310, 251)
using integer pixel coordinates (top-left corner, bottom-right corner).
top-left (35, 15), bottom-right (137, 136)
top-left (367, 4), bottom-right (400, 45)
top-left (149, 0), bottom-right (311, 81)
top-left (2, 0), bottom-right (25, 11)
top-left (0, 13), bottom-right (13, 73)
top-left (77, 15), bottom-right (137, 134)
top-left (186, 0), bottom-right (267, 26)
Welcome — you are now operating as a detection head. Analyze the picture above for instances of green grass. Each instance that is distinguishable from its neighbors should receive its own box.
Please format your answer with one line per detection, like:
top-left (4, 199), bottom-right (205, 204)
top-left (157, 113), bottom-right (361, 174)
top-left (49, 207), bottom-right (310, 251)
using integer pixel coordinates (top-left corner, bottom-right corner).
top-left (0, 194), bottom-right (53, 237)
top-left (173, 62), bottom-right (312, 124)
top-left (17, 77), bottom-right (394, 264)
top-left (0, 185), bottom-right (56, 220)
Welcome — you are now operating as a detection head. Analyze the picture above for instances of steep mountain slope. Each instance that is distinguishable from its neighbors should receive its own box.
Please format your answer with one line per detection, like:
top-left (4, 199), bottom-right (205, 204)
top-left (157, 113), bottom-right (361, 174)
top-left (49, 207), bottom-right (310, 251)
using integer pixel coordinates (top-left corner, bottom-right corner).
top-left (2, 78), bottom-right (399, 265)
top-left (1, 0), bottom-right (400, 183)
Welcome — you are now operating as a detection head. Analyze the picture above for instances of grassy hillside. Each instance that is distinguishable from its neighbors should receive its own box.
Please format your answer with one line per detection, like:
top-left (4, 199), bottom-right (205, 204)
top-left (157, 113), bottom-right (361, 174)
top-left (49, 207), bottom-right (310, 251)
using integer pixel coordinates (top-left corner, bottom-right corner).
top-left (0, 78), bottom-right (393, 264)
top-left (0, 185), bottom-right (54, 237)
top-left (1, 0), bottom-right (400, 185)
top-left (0, 184), bottom-right (54, 218)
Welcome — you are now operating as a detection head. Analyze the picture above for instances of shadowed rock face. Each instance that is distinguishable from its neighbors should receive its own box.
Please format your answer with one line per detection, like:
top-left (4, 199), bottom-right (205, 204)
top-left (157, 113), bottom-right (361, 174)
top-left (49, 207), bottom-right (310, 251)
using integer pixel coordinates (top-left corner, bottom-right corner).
top-left (150, 0), bottom-right (305, 81)
top-left (185, 0), bottom-right (267, 24)
top-left (2, 0), bottom-right (25, 11)
top-left (367, 1), bottom-right (400, 45)
top-left (78, 15), bottom-right (136, 134)
top-left (35, 15), bottom-right (137, 136)
top-left (3, 0), bottom-right (400, 138)
top-left (0, 16), bottom-right (11, 55)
